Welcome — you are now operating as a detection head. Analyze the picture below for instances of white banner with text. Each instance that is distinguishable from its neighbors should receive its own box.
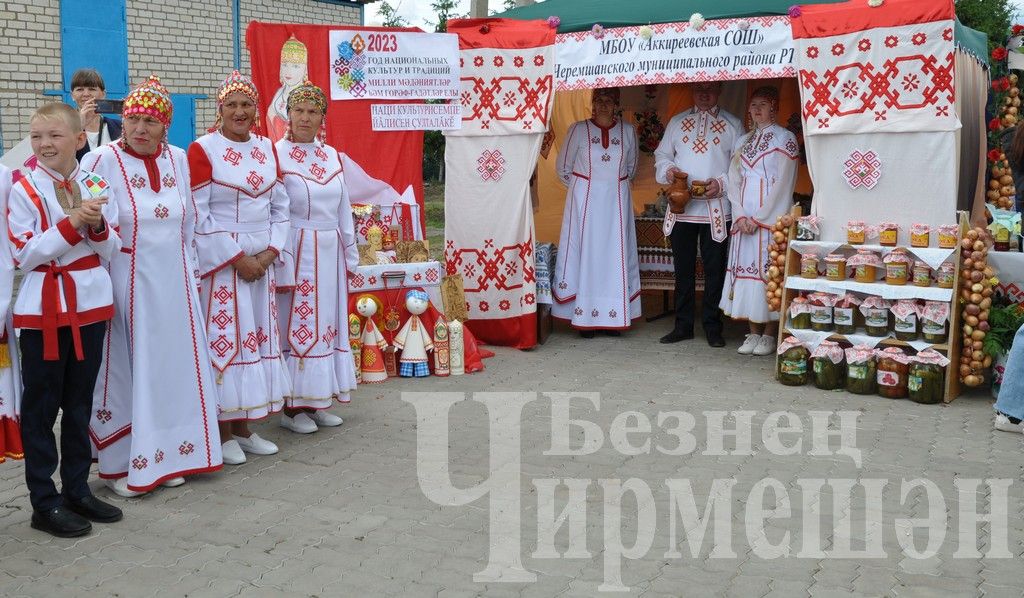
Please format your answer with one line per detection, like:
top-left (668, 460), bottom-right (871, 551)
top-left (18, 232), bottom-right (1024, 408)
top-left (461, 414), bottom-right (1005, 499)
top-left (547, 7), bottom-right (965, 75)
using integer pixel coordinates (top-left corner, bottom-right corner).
top-left (329, 30), bottom-right (460, 100)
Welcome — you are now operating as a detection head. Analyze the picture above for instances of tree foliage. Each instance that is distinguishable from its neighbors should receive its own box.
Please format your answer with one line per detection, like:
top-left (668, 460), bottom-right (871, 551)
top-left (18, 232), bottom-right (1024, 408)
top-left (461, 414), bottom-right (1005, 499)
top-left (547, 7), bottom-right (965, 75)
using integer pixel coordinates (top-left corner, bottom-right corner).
top-left (377, 1), bottom-right (410, 28)
top-left (955, 0), bottom-right (1014, 52)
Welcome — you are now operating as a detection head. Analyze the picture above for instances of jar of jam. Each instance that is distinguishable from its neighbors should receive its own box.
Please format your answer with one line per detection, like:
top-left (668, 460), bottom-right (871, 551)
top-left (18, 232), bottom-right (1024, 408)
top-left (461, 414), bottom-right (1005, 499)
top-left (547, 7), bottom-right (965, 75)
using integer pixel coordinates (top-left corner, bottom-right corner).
top-left (876, 347), bottom-right (910, 399)
top-left (912, 261), bottom-right (931, 287)
top-left (824, 253), bottom-right (847, 281)
top-left (892, 299), bottom-right (919, 341)
top-left (808, 293), bottom-right (835, 332)
top-left (847, 220), bottom-right (867, 245)
top-left (845, 346), bottom-right (877, 395)
top-left (937, 224), bottom-right (958, 249)
top-left (878, 222), bottom-right (899, 246)
top-left (850, 249), bottom-right (881, 283)
top-left (994, 223), bottom-right (1011, 252)
top-left (921, 301), bottom-right (950, 344)
top-left (910, 224), bottom-right (930, 248)
top-left (884, 249), bottom-right (910, 286)
top-left (801, 254), bottom-right (819, 279)
top-left (936, 261), bottom-right (955, 288)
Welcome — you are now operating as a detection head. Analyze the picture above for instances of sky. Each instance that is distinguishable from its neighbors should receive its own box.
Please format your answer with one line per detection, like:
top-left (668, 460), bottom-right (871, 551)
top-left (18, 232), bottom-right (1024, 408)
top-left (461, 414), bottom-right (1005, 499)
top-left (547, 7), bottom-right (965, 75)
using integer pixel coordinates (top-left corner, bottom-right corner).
top-left (366, 0), bottom-right (1024, 30)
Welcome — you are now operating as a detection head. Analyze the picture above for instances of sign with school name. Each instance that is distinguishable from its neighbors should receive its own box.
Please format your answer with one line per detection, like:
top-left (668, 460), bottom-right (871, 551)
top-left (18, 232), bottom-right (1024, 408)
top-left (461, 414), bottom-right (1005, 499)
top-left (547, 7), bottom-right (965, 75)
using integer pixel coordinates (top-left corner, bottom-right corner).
top-left (553, 17), bottom-right (795, 91)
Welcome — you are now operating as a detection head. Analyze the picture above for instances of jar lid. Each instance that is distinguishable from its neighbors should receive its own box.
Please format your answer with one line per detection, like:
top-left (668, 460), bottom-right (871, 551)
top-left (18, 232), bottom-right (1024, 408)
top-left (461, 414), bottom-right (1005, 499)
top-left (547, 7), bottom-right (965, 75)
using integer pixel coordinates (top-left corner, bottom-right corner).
top-left (914, 261), bottom-right (929, 268)
top-left (825, 253), bottom-right (846, 262)
top-left (910, 348), bottom-right (950, 366)
top-left (874, 346), bottom-right (911, 364)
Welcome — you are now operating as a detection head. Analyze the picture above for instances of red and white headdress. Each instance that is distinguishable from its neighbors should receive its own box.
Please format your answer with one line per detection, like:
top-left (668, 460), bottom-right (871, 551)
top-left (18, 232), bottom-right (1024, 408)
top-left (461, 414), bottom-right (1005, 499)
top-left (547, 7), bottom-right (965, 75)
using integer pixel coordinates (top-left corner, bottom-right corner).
top-left (123, 75), bottom-right (173, 128)
top-left (212, 69), bottom-right (261, 132)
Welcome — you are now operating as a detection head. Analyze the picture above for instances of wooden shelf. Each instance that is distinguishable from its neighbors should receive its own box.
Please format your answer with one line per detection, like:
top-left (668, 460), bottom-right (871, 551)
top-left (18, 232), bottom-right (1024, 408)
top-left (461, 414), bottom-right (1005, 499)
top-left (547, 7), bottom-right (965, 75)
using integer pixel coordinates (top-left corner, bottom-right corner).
top-left (782, 327), bottom-right (948, 351)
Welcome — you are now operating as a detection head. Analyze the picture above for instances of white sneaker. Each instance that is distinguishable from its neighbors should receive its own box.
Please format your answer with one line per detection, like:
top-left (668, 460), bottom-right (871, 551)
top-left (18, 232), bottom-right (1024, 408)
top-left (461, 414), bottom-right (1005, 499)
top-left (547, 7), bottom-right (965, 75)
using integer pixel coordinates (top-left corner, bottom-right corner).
top-left (994, 413), bottom-right (1024, 433)
top-left (753, 334), bottom-right (777, 356)
top-left (105, 477), bottom-right (145, 498)
top-left (221, 439), bottom-right (247, 465)
top-left (234, 433), bottom-right (278, 456)
top-left (280, 412), bottom-right (318, 434)
top-left (309, 410), bottom-right (343, 427)
top-left (737, 334), bottom-right (761, 355)
top-left (160, 477), bottom-right (186, 488)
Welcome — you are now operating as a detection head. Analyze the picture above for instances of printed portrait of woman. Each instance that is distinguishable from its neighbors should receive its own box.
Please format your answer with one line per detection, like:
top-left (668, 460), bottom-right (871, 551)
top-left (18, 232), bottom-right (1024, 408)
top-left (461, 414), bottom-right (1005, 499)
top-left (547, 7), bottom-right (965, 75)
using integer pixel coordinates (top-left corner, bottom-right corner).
top-left (267, 36), bottom-right (308, 141)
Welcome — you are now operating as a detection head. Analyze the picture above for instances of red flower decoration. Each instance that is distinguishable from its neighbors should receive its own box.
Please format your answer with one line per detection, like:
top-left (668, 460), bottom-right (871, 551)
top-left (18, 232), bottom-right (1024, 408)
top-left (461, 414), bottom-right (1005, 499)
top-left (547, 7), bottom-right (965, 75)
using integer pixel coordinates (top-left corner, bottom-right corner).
top-left (831, 43), bottom-right (844, 56)
top-left (911, 33), bottom-right (926, 46)
top-left (857, 39), bottom-right (871, 52)
top-left (1014, 24), bottom-right (1024, 36)
top-left (473, 56), bottom-right (484, 67)
top-left (990, 117), bottom-right (1003, 132)
top-left (989, 148), bottom-right (1003, 162)
top-left (884, 35), bottom-right (898, 48)
top-left (993, 77), bottom-right (1011, 92)
top-left (478, 300), bottom-right (490, 312)
top-left (493, 56), bottom-right (504, 67)
top-left (993, 46), bottom-right (1009, 61)
top-left (513, 56), bottom-right (524, 67)
top-left (943, 28), bottom-right (953, 41)
top-left (805, 46), bottom-right (819, 59)
top-left (533, 55), bottom-right (545, 66)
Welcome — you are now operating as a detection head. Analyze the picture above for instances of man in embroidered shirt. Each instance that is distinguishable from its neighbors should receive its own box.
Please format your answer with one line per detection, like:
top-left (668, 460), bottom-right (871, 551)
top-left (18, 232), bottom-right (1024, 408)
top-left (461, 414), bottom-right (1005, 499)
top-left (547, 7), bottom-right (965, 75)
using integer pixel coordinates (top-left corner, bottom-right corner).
top-left (653, 82), bottom-right (742, 347)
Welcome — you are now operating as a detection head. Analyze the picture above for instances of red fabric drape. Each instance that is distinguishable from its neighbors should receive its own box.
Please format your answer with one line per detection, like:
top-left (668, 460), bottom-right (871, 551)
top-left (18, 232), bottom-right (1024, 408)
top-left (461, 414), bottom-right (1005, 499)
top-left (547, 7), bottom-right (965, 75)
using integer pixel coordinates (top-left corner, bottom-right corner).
top-left (246, 22), bottom-right (426, 233)
top-left (791, 0), bottom-right (954, 39)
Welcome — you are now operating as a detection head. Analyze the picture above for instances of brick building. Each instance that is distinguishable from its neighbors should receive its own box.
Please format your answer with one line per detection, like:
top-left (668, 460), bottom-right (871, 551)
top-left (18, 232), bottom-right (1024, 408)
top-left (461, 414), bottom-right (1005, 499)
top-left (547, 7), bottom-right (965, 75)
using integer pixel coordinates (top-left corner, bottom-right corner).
top-left (0, 0), bottom-right (374, 154)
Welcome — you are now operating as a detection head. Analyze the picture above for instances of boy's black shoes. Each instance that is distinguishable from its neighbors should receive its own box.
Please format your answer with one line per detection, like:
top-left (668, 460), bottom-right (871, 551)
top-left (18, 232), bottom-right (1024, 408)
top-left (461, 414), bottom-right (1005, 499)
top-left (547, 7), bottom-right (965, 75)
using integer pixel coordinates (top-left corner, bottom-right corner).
top-left (31, 506), bottom-right (92, 538)
top-left (65, 495), bottom-right (124, 523)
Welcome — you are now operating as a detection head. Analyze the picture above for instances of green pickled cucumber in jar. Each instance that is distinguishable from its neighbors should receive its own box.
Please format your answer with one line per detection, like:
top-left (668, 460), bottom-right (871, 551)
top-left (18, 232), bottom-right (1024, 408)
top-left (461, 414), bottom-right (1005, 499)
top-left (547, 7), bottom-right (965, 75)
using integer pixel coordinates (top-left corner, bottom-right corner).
top-left (907, 349), bottom-right (949, 404)
top-left (777, 339), bottom-right (810, 386)
top-left (845, 346), bottom-right (877, 395)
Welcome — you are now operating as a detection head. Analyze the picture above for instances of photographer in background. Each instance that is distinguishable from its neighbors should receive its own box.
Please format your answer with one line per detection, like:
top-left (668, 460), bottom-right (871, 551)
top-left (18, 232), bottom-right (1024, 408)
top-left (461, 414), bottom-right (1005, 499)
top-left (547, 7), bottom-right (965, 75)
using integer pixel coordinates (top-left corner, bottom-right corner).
top-left (70, 69), bottom-right (122, 161)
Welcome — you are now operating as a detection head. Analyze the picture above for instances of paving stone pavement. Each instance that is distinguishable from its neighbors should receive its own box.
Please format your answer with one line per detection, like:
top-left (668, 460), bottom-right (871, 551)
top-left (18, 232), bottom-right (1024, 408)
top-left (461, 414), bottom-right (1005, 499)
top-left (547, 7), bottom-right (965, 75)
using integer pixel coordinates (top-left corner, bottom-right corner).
top-left (0, 321), bottom-right (1022, 597)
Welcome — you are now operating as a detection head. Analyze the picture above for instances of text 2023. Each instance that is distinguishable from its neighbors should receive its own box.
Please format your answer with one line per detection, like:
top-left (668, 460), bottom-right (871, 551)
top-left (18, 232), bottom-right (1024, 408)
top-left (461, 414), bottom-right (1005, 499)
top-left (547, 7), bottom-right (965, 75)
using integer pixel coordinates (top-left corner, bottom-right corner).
top-left (368, 33), bottom-right (399, 52)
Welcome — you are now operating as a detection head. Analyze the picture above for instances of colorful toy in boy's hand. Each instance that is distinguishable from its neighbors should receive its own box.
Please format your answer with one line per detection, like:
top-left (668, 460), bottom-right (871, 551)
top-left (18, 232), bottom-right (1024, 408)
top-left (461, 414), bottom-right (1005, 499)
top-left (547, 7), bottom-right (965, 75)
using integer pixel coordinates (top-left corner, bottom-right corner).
top-left (394, 290), bottom-right (433, 378)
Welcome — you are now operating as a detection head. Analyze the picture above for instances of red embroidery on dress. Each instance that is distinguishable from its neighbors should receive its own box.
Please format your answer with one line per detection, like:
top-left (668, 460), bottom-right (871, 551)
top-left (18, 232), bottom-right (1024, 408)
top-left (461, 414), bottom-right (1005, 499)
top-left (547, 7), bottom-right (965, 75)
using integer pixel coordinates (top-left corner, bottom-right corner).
top-left (291, 325), bottom-right (314, 345)
top-left (245, 171), bottom-right (264, 191)
top-left (222, 148), bottom-right (242, 166)
top-left (289, 146), bottom-right (307, 163)
top-left (831, 43), bottom-right (844, 56)
top-left (499, 299), bottom-right (510, 311)
top-left (806, 46), bottom-right (819, 59)
top-left (911, 33), bottom-right (927, 46)
top-left (609, 309), bottom-right (617, 318)
top-left (692, 138), bottom-right (708, 154)
top-left (858, 39), bottom-right (871, 52)
top-left (95, 409), bottom-right (112, 423)
top-left (162, 174), bottom-right (176, 188)
top-left (314, 147), bottom-right (328, 161)
top-left (524, 293), bottom-right (535, 305)
top-left (574, 307), bottom-right (583, 316)
top-left (179, 441), bottom-right (194, 455)
top-left (130, 174), bottom-right (146, 189)
top-left (351, 273), bottom-right (364, 287)
top-left (533, 55), bottom-right (544, 66)
top-left (250, 147), bottom-right (267, 165)
top-left (294, 301), bottom-right (314, 319)
top-left (590, 309), bottom-right (599, 317)
top-left (477, 150), bottom-right (506, 181)
top-left (681, 119), bottom-right (695, 132)
top-left (210, 310), bottom-right (233, 330)
top-left (309, 163), bottom-right (326, 180)
top-left (154, 450), bottom-right (164, 464)
top-left (296, 279), bottom-right (315, 296)
top-left (242, 331), bottom-right (259, 353)
top-left (212, 286), bottom-right (233, 304)
top-left (256, 327), bottom-right (268, 346)
top-left (479, 301), bottom-right (490, 312)
top-left (132, 456), bottom-right (148, 470)
top-left (885, 35), bottom-right (898, 48)
top-left (210, 335), bottom-right (234, 358)
top-left (154, 204), bottom-right (169, 219)
top-left (710, 120), bottom-right (727, 134)
top-left (514, 56), bottom-right (524, 67)
top-left (322, 326), bottom-right (337, 345)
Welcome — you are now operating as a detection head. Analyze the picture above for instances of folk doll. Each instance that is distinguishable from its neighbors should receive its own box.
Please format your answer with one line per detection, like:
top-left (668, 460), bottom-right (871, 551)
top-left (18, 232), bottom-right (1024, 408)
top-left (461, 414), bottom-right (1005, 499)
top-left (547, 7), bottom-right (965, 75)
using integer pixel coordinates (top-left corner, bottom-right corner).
top-left (433, 315), bottom-right (450, 377)
top-left (348, 313), bottom-right (362, 382)
top-left (356, 294), bottom-right (388, 383)
top-left (394, 290), bottom-right (433, 378)
top-left (449, 319), bottom-right (465, 376)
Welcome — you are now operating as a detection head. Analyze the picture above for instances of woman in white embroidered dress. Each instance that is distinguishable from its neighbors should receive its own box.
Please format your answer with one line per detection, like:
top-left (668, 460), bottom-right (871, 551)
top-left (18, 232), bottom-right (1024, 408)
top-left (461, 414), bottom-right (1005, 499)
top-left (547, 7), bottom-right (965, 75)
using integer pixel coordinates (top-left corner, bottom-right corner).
top-left (84, 76), bottom-right (222, 496)
top-left (551, 87), bottom-right (640, 337)
top-left (274, 82), bottom-right (358, 434)
top-left (718, 86), bottom-right (798, 357)
top-left (187, 71), bottom-right (291, 464)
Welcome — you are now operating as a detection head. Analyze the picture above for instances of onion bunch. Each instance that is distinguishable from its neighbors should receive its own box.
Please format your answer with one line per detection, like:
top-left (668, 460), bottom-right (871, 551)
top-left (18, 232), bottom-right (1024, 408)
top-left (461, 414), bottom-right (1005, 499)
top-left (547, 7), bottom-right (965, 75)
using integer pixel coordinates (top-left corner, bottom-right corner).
top-left (958, 226), bottom-right (996, 387)
top-left (766, 215), bottom-right (793, 312)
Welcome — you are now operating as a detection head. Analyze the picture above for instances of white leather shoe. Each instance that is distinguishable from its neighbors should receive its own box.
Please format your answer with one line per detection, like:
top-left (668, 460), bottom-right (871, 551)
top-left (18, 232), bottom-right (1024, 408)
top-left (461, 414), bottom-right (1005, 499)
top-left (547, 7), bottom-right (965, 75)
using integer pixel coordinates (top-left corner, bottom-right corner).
top-left (234, 433), bottom-right (278, 456)
top-left (160, 477), bottom-right (186, 488)
top-left (309, 410), bottom-right (343, 427)
top-left (737, 334), bottom-right (761, 355)
top-left (753, 335), bottom-right (777, 356)
top-left (280, 412), bottom-right (318, 434)
top-left (105, 477), bottom-right (145, 498)
top-left (994, 413), bottom-right (1024, 433)
top-left (221, 439), bottom-right (247, 465)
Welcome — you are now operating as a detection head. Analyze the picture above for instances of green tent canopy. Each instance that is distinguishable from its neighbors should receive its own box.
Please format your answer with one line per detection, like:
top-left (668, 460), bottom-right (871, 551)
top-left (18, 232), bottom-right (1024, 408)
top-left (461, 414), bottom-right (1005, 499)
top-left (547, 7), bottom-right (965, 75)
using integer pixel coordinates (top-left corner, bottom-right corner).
top-left (498, 0), bottom-right (988, 67)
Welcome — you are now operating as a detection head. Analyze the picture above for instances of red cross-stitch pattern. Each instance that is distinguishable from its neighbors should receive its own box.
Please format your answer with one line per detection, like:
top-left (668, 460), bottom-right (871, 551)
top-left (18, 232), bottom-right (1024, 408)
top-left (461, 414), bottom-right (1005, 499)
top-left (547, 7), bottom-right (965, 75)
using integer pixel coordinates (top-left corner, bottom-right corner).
top-left (130, 174), bottom-right (146, 189)
top-left (289, 146), bottom-right (307, 163)
top-left (179, 441), bottom-right (194, 455)
top-left (210, 335), bottom-right (234, 358)
top-left (294, 301), bottom-right (314, 319)
top-left (242, 331), bottom-right (259, 353)
top-left (296, 279), bottom-right (315, 296)
top-left (246, 171), bottom-right (264, 192)
top-left (445, 236), bottom-right (535, 294)
top-left (95, 408), bottom-right (112, 423)
top-left (460, 50), bottom-right (553, 131)
top-left (212, 286), bottom-right (233, 304)
top-left (692, 138), bottom-right (708, 154)
top-left (250, 147), bottom-right (267, 165)
top-left (477, 150), bottom-right (506, 181)
top-left (132, 456), bottom-right (148, 470)
top-left (222, 148), bottom-right (242, 166)
top-left (210, 309), bottom-right (233, 330)
top-left (315, 147), bottom-right (328, 161)
top-left (310, 163), bottom-right (326, 180)
top-left (162, 174), bottom-right (176, 188)
top-left (154, 204), bottom-right (169, 219)
top-left (155, 450), bottom-right (164, 463)
top-left (291, 324), bottom-right (314, 344)
top-left (710, 120), bottom-right (726, 134)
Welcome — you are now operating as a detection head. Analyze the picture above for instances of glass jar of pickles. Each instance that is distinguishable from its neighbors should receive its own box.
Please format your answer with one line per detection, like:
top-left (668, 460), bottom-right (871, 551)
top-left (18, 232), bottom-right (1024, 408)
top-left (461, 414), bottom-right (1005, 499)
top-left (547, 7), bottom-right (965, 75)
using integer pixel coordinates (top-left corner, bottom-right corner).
top-left (860, 297), bottom-right (892, 337)
top-left (912, 261), bottom-right (931, 287)
top-left (789, 296), bottom-right (812, 329)
top-left (845, 346), bottom-right (877, 395)
top-left (937, 224), bottom-right (958, 248)
top-left (884, 248), bottom-right (910, 285)
top-left (907, 349), bottom-right (949, 404)
top-left (811, 340), bottom-right (846, 390)
top-left (808, 292), bottom-right (835, 332)
top-left (936, 261), bottom-right (955, 288)
top-left (920, 301), bottom-right (950, 344)
top-left (876, 347), bottom-right (910, 399)
top-left (910, 223), bottom-right (930, 248)
top-left (878, 222), bottom-right (899, 246)
top-left (777, 337), bottom-right (810, 386)
top-left (849, 249), bottom-right (881, 283)
top-left (797, 215), bottom-right (820, 241)
top-left (801, 253), bottom-right (819, 279)
top-left (847, 220), bottom-right (867, 245)
top-left (891, 299), bottom-right (920, 341)
top-left (833, 294), bottom-right (860, 335)
top-left (824, 253), bottom-right (847, 281)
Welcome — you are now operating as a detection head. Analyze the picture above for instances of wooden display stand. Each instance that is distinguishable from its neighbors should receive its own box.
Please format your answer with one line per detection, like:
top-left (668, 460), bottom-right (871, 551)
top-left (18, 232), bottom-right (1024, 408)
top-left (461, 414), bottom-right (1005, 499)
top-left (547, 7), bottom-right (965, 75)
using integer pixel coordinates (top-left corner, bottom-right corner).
top-left (775, 208), bottom-right (966, 403)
